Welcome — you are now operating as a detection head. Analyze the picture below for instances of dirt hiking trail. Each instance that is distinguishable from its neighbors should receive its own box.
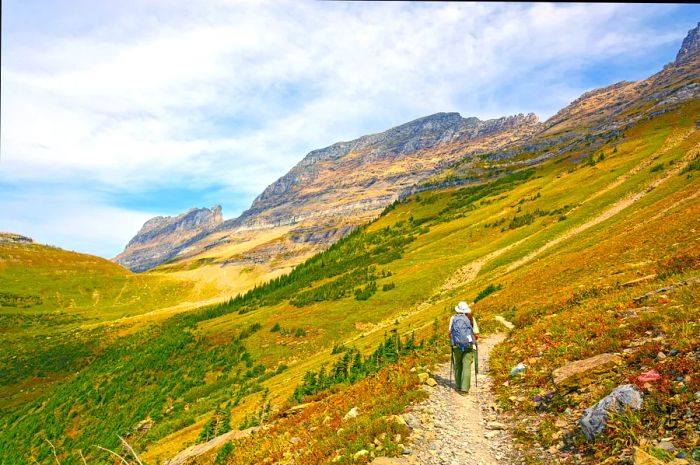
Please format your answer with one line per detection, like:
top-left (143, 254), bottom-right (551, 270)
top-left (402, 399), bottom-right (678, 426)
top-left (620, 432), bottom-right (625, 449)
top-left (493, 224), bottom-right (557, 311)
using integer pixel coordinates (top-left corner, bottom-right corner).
top-left (401, 322), bottom-right (524, 465)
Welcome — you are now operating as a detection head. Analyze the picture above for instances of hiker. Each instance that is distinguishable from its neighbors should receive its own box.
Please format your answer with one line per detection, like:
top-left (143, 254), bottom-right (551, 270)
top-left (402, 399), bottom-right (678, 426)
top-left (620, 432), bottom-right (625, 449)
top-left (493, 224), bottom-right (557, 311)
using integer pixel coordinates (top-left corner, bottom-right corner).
top-left (449, 301), bottom-right (479, 394)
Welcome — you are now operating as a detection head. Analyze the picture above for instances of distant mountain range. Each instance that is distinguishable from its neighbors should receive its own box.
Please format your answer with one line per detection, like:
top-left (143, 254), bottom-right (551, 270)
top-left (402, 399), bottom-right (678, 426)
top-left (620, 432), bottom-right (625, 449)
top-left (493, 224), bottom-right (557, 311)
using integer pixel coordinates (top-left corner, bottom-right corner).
top-left (114, 22), bottom-right (700, 285)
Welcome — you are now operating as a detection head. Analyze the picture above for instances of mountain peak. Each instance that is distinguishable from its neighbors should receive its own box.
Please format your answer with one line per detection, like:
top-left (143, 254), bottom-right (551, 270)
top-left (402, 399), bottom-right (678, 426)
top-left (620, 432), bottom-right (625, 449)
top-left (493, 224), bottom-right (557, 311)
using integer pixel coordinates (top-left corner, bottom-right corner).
top-left (114, 205), bottom-right (224, 272)
top-left (675, 22), bottom-right (700, 63)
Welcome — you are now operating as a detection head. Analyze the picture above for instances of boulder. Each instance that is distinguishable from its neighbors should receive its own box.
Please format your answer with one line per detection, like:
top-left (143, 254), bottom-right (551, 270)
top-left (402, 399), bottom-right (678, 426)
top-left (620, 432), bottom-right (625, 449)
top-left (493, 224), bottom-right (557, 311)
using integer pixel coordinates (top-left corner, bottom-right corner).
top-left (344, 407), bottom-right (359, 421)
top-left (288, 402), bottom-right (313, 413)
top-left (485, 421), bottom-right (506, 430)
top-left (580, 384), bottom-right (642, 440)
top-left (654, 440), bottom-right (675, 452)
top-left (510, 363), bottom-right (527, 377)
top-left (633, 447), bottom-right (664, 465)
top-left (369, 458), bottom-right (406, 464)
top-left (388, 415), bottom-right (406, 426)
top-left (552, 353), bottom-right (622, 392)
top-left (164, 426), bottom-right (260, 465)
top-left (354, 449), bottom-right (369, 460)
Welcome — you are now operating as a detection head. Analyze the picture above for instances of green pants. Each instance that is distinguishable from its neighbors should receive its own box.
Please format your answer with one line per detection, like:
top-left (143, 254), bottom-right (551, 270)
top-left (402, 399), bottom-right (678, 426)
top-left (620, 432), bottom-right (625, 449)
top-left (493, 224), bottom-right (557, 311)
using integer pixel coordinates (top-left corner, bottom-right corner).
top-left (452, 346), bottom-right (475, 392)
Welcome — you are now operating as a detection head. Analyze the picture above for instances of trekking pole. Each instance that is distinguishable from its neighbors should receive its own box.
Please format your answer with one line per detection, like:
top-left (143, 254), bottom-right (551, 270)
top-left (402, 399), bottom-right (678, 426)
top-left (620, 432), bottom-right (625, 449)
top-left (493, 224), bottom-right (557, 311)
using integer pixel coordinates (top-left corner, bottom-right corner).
top-left (449, 350), bottom-right (453, 389)
top-left (474, 342), bottom-right (479, 387)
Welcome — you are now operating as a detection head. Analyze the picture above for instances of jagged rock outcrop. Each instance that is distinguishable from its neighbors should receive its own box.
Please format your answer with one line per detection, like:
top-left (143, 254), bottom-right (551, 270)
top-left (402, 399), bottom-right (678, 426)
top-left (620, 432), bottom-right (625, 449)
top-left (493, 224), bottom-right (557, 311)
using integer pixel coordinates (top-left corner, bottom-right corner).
top-left (676, 22), bottom-right (700, 63)
top-left (114, 205), bottom-right (223, 272)
top-left (0, 233), bottom-right (33, 244)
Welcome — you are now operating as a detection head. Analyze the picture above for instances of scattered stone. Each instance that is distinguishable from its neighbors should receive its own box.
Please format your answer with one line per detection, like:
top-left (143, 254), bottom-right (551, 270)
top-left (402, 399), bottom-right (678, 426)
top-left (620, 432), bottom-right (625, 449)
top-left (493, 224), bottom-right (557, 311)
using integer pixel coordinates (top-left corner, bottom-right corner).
top-left (425, 377), bottom-right (437, 387)
top-left (580, 384), bottom-right (643, 440)
top-left (369, 458), bottom-right (406, 465)
top-left (510, 363), bottom-right (527, 377)
top-left (485, 421), bottom-right (506, 430)
top-left (633, 447), bottom-right (664, 465)
top-left (344, 407), bottom-right (359, 421)
top-left (354, 449), bottom-right (369, 460)
top-left (552, 353), bottom-right (622, 392)
top-left (134, 417), bottom-right (153, 433)
top-left (417, 373), bottom-right (430, 383)
top-left (621, 274), bottom-right (657, 287)
top-left (484, 431), bottom-right (499, 439)
top-left (388, 415), bottom-right (406, 426)
top-left (657, 351), bottom-right (667, 360)
top-left (633, 277), bottom-right (700, 303)
top-left (618, 309), bottom-right (639, 319)
top-left (638, 370), bottom-right (662, 383)
top-left (288, 402), bottom-right (313, 413)
top-left (655, 440), bottom-right (676, 452)
top-left (289, 437), bottom-right (301, 445)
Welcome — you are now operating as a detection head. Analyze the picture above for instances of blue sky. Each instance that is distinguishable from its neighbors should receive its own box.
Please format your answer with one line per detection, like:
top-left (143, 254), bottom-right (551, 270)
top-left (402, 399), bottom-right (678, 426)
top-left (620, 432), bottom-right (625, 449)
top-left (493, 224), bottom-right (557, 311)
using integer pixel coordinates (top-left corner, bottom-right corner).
top-left (1, 1), bottom-right (698, 258)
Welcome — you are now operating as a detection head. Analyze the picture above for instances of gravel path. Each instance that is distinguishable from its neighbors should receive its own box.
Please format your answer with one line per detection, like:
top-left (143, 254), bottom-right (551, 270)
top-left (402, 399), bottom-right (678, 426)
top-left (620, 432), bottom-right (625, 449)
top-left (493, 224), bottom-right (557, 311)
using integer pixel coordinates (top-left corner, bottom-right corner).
top-left (401, 333), bottom-right (524, 465)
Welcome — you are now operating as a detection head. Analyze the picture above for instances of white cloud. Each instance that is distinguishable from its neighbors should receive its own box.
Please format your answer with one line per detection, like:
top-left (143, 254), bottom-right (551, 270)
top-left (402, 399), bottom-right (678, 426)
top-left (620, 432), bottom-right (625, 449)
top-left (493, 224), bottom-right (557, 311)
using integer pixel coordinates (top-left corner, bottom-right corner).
top-left (0, 187), bottom-right (156, 258)
top-left (0, 1), bottom-right (691, 256)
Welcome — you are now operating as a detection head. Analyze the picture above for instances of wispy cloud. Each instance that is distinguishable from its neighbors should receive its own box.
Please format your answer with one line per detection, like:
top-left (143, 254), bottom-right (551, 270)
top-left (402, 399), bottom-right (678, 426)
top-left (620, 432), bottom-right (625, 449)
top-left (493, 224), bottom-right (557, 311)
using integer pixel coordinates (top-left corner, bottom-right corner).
top-left (1, 1), bottom-right (696, 257)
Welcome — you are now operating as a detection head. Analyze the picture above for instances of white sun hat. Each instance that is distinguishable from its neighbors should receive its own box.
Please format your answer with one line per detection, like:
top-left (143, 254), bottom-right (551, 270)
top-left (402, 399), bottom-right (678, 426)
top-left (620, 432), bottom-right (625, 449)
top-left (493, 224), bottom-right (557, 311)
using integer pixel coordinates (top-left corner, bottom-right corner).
top-left (454, 301), bottom-right (472, 314)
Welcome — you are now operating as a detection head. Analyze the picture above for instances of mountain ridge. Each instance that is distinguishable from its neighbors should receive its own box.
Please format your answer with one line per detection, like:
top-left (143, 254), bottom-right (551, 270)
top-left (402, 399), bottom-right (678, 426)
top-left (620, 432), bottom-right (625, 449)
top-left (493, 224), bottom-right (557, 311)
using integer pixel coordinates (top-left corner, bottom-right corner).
top-left (115, 111), bottom-right (541, 273)
top-left (114, 205), bottom-right (223, 272)
top-left (115, 22), bottom-right (700, 281)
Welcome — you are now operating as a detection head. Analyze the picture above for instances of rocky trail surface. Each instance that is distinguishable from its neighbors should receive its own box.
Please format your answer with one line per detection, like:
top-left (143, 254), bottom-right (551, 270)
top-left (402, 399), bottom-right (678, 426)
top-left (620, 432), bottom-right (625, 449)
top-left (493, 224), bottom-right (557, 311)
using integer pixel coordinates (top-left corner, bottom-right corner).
top-left (396, 323), bottom-right (525, 465)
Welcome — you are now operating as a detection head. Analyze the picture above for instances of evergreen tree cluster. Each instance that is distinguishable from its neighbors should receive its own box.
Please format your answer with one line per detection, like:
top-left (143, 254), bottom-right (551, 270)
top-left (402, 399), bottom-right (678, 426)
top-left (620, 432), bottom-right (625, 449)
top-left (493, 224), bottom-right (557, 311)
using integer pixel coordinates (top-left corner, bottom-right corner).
top-left (474, 283), bottom-right (503, 303)
top-left (208, 220), bottom-right (418, 315)
top-left (238, 389), bottom-right (271, 430)
top-left (290, 332), bottom-right (420, 404)
top-left (438, 169), bottom-right (535, 223)
top-left (197, 405), bottom-right (232, 444)
top-left (1, 313), bottom-right (272, 464)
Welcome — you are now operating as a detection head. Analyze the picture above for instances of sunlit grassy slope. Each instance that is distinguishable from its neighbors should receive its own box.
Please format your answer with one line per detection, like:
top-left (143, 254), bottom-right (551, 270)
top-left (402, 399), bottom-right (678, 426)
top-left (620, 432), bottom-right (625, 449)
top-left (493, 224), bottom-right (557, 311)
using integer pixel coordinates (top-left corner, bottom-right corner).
top-left (0, 242), bottom-right (196, 326)
top-left (2, 99), bottom-right (699, 465)
top-left (0, 243), bottom-right (206, 410)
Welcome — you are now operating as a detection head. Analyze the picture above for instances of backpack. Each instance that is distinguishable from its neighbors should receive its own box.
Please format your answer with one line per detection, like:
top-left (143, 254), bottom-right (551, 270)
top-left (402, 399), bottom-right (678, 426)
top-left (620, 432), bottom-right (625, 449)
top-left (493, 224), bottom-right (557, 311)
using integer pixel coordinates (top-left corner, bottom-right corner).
top-left (450, 314), bottom-right (475, 351)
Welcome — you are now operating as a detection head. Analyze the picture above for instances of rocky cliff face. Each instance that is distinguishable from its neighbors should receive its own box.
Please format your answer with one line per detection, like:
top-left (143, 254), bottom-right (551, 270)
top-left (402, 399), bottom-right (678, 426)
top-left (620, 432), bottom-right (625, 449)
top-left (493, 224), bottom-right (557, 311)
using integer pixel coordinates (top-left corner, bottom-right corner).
top-left (114, 206), bottom-right (223, 272)
top-left (117, 112), bottom-right (539, 272)
top-left (229, 112), bottom-right (540, 229)
top-left (0, 232), bottom-right (33, 244)
top-left (676, 22), bottom-right (700, 63)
